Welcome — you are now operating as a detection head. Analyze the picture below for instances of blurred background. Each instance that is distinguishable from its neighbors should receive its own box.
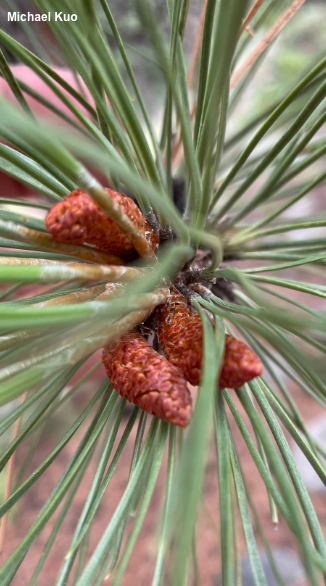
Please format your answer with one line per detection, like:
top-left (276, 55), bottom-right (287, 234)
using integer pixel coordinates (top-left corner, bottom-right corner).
top-left (0, 1), bottom-right (326, 584)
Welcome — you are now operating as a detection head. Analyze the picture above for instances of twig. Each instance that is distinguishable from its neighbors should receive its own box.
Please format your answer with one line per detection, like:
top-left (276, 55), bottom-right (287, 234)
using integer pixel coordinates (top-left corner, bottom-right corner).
top-left (0, 220), bottom-right (124, 266)
top-left (0, 392), bottom-right (28, 565)
top-left (240, 0), bottom-right (265, 35)
top-left (231, 0), bottom-right (308, 88)
top-left (77, 169), bottom-right (156, 260)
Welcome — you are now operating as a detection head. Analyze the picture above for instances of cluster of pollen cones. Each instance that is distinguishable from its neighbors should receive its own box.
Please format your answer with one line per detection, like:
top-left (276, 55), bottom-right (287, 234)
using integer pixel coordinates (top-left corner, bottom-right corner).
top-left (46, 189), bottom-right (263, 427)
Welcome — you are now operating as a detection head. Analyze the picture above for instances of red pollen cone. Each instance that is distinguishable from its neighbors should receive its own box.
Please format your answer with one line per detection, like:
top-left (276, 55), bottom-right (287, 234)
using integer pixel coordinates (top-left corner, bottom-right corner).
top-left (45, 188), bottom-right (158, 260)
top-left (102, 330), bottom-right (192, 427)
top-left (155, 289), bottom-right (263, 389)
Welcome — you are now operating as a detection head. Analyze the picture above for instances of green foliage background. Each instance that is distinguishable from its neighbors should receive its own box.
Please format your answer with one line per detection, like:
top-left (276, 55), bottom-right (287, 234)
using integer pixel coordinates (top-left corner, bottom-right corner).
top-left (0, 0), bottom-right (325, 584)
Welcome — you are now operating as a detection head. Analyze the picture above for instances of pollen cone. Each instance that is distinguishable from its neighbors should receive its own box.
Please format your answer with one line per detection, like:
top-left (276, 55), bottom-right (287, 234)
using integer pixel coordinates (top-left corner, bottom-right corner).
top-left (46, 188), bottom-right (158, 260)
top-left (102, 330), bottom-right (192, 427)
top-left (155, 289), bottom-right (263, 389)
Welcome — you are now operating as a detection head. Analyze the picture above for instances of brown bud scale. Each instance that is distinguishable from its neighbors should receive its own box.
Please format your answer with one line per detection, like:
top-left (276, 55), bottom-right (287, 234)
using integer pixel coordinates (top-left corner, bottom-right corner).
top-left (102, 330), bottom-right (192, 427)
top-left (155, 289), bottom-right (262, 389)
top-left (45, 188), bottom-right (158, 260)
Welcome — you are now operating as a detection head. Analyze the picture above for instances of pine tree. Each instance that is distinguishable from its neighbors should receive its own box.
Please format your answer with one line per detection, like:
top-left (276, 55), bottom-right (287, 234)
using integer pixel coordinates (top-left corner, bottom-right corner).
top-left (0, 1), bottom-right (325, 584)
